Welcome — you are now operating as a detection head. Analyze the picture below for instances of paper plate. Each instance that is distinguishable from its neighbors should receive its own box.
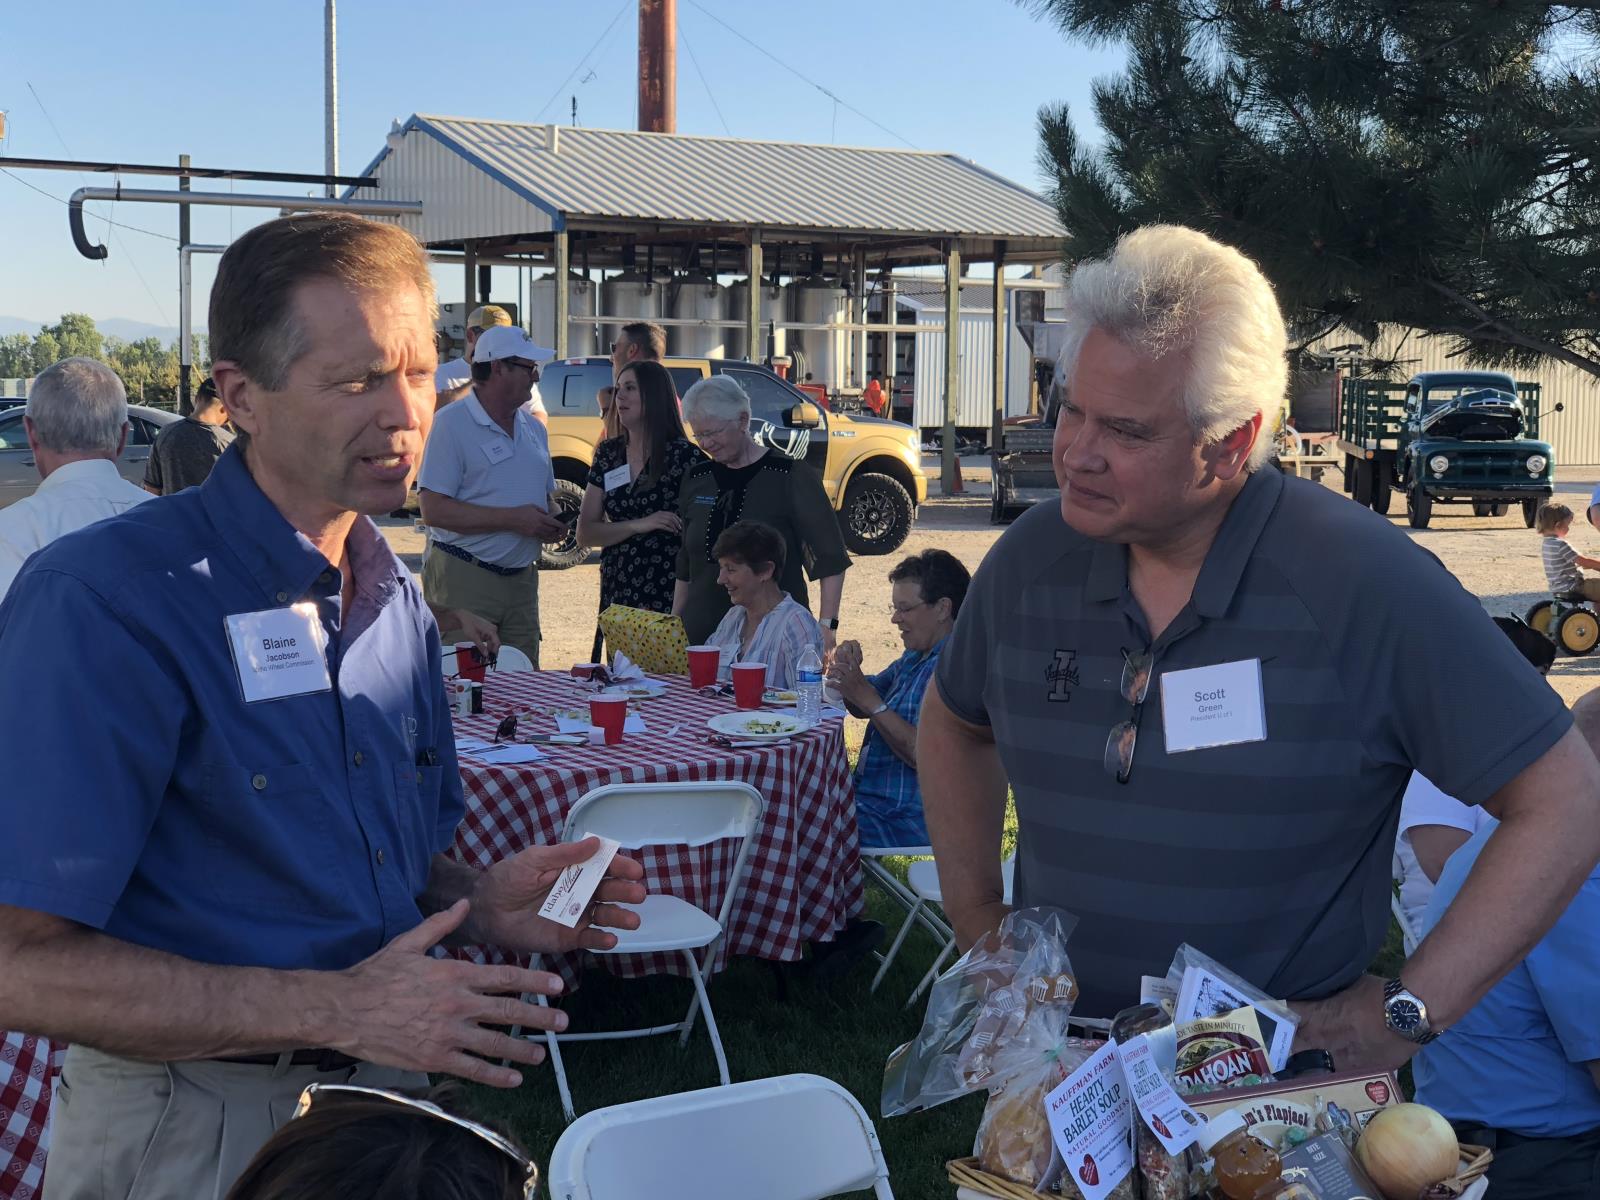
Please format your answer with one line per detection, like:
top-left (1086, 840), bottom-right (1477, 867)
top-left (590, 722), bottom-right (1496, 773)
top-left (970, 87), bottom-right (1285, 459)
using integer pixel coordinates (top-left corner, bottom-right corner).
top-left (602, 680), bottom-right (668, 700)
top-left (707, 711), bottom-right (811, 741)
top-left (762, 688), bottom-right (799, 707)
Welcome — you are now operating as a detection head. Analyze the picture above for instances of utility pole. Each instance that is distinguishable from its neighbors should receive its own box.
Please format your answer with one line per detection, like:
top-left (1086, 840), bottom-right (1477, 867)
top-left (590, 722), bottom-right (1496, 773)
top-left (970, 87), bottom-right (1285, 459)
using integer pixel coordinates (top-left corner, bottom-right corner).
top-left (324, 0), bottom-right (339, 197)
top-left (178, 153), bottom-right (192, 415)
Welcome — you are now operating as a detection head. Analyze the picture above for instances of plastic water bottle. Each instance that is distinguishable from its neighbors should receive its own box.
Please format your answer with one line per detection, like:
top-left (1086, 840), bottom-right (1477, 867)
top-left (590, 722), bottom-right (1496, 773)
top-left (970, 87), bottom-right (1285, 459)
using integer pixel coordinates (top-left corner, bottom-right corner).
top-left (796, 643), bottom-right (824, 725)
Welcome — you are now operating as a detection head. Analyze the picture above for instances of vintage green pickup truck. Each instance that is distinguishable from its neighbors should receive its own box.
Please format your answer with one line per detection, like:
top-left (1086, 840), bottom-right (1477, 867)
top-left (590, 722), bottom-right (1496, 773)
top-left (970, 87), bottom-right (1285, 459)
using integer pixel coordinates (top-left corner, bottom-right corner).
top-left (1337, 370), bottom-right (1557, 529)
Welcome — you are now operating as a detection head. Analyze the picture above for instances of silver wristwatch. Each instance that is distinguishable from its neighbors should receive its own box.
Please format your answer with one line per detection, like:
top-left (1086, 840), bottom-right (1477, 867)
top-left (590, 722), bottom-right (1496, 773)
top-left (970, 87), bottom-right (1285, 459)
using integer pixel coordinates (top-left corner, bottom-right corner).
top-left (1382, 977), bottom-right (1439, 1045)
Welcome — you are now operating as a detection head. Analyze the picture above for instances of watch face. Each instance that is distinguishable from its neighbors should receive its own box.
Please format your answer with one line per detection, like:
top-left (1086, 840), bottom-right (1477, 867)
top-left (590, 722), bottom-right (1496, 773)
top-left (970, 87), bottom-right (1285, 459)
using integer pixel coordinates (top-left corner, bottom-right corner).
top-left (1388, 998), bottom-right (1423, 1034)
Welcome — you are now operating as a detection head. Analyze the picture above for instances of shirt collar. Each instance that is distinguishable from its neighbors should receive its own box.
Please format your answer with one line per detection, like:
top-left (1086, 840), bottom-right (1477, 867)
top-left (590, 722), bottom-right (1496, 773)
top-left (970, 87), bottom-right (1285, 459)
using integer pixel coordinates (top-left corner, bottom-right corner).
top-left (1082, 466), bottom-right (1284, 619)
top-left (37, 457), bottom-right (125, 493)
top-left (199, 444), bottom-right (407, 607)
top-left (466, 391), bottom-right (524, 437)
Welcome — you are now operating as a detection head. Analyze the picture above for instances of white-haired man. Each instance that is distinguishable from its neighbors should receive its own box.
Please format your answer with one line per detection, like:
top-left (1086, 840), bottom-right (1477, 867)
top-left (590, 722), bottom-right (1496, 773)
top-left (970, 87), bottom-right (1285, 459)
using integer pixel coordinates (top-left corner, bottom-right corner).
top-left (0, 357), bottom-right (152, 598)
top-left (922, 225), bottom-right (1600, 1072)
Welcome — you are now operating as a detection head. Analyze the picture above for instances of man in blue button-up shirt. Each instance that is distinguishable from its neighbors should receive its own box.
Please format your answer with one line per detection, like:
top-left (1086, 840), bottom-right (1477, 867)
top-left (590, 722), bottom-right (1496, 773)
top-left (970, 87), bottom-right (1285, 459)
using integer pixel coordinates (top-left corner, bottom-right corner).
top-left (0, 214), bottom-right (644, 1198)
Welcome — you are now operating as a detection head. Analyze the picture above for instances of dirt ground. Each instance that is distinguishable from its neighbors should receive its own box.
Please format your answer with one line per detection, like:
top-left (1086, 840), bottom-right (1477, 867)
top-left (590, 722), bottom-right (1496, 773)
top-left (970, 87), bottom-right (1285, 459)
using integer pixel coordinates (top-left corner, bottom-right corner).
top-left (379, 457), bottom-right (1600, 709)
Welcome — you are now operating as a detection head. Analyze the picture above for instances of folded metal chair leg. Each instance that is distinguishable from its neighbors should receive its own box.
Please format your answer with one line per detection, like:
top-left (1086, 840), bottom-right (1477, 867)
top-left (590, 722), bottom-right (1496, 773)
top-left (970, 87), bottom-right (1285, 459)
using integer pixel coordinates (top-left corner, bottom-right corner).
top-left (683, 949), bottom-right (730, 1085)
top-left (905, 936), bottom-right (958, 1009)
top-left (871, 899), bottom-right (924, 992)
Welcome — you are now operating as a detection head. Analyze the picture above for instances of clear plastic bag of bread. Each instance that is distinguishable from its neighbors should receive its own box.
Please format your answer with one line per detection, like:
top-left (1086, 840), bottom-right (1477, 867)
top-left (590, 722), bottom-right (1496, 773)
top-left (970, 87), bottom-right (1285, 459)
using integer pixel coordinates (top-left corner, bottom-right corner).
top-left (973, 1011), bottom-right (1102, 1189)
top-left (881, 906), bottom-right (1078, 1117)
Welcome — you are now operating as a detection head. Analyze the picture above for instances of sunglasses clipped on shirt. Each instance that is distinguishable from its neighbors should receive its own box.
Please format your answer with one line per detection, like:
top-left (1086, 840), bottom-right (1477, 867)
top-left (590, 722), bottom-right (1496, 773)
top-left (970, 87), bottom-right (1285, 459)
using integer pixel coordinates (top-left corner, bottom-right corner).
top-left (1103, 647), bottom-right (1154, 785)
top-left (293, 1082), bottom-right (538, 1199)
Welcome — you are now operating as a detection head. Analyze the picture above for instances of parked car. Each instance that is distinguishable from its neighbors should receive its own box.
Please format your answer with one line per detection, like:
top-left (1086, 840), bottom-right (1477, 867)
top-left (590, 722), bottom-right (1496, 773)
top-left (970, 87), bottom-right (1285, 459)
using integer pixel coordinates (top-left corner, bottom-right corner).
top-left (535, 357), bottom-right (928, 568)
top-left (0, 403), bottom-right (179, 508)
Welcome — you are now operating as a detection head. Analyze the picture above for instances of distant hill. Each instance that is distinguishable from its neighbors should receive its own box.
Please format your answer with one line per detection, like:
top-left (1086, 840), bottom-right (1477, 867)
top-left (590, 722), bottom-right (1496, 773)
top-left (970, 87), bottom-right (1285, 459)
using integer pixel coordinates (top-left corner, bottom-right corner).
top-left (0, 316), bottom-right (186, 343)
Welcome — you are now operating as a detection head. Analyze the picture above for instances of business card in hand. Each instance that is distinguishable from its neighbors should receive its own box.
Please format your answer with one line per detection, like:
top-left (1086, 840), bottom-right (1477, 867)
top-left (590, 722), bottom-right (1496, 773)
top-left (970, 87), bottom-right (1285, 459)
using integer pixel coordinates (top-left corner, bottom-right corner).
top-left (537, 836), bottom-right (622, 928)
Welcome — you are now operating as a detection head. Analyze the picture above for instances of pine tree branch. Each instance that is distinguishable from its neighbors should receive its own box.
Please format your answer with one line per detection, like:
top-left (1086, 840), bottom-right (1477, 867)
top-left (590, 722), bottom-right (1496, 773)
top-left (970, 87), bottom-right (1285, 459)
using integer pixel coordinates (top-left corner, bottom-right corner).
top-left (1425, 280), bottom-right (1600, 379)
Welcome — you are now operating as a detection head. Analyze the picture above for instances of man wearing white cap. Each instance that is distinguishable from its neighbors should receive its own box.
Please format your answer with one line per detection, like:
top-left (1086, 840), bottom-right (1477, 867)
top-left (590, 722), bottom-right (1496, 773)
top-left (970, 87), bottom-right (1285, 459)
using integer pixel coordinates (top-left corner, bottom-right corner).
top-left (418, 325), bottom-right (565, 665)
top-left (434, 305), bottom-right (550, 425)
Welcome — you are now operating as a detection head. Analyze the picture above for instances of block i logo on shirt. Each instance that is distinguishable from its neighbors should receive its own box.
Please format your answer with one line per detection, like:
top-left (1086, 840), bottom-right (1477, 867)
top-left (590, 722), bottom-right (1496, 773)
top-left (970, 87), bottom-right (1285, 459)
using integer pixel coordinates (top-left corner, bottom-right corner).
top-left (1046, 649), bottom-right (1080, 702)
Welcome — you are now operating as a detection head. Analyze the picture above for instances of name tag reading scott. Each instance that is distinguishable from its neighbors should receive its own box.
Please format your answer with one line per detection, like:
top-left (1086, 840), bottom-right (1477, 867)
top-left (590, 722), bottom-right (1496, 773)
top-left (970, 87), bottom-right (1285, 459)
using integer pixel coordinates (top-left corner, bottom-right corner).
top-left (603, 464), bottom-right (632, 492)
top-left (480, 439), bottom-right (514, 466)
top-left (1159, 658), bottom-right (1266, 754)
top-left (225, 603), bottom-right (332, 703)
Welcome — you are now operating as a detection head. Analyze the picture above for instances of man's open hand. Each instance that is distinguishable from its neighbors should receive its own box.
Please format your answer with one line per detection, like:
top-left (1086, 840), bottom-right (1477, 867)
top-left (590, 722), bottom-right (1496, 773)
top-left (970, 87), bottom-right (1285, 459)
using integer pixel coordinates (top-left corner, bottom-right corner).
top-left (329, 899), bottom-right (571, 1088)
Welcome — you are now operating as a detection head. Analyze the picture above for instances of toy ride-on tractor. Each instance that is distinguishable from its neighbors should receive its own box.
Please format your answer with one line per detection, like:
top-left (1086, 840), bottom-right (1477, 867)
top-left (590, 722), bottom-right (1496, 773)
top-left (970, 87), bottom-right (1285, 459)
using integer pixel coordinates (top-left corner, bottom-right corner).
top-left (1527, 592), bottom-right (1600, 655)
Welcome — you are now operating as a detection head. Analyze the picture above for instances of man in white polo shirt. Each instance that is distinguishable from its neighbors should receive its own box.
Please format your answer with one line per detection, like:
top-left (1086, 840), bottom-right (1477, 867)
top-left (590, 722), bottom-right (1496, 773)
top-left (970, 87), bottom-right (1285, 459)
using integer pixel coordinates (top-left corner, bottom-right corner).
top-left (419, 326), bottom-right (566, 665)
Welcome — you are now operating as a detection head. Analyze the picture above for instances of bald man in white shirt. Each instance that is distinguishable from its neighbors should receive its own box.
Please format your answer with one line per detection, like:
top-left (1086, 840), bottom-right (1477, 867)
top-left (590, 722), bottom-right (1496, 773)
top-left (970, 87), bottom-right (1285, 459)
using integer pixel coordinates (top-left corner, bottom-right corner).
top-left (0, 358), bottom-right (151, 599)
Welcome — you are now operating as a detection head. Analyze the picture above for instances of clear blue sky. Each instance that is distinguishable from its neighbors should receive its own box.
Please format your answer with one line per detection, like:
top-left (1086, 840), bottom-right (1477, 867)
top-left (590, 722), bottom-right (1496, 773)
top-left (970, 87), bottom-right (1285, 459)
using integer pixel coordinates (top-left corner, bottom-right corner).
top-left (0, 0), bottom-right (1121, 332)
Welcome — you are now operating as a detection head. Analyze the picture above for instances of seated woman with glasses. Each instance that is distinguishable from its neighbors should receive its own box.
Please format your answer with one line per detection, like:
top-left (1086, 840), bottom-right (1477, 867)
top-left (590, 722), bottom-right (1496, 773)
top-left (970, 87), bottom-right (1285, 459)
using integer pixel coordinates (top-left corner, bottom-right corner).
top-left (226, 1082), bottom-right (537, 1200)
top-left (828, 549), bottom-right (971, 848)
top-left (704, 520), bottom-right (822, 690)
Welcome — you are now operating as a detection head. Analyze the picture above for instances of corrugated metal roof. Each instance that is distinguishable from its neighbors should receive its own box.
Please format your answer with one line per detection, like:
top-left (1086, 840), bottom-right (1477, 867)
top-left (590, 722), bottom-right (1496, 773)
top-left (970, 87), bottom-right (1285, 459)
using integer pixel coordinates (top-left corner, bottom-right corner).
top-left (375, 115), bottom-right (1067, 242)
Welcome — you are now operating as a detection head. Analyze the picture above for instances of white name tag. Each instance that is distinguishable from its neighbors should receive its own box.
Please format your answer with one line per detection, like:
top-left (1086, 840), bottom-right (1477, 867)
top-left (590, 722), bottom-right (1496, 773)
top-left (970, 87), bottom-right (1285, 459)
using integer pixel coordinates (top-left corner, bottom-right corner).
top-left (481, 439), bottom-right (513, 466)
top-left (603, 464), bottom-right (632, 492)
top-left (225, 603), bottom-right (332, 703)
top-left (1159, 658), bottom-right (1266, 753)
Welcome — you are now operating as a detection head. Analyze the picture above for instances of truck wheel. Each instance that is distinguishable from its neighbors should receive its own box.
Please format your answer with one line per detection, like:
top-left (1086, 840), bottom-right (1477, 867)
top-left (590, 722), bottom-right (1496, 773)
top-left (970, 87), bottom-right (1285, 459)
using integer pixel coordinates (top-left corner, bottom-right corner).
top-left (1524, 499), bottom-right (1540, 528)
top-left (1342, 458), bottom-right (1355, 494)
top-left (1406, 486), bottom-right (1433, 529)
top-left (1353, 460), bottom-right (1374, 506)
top-left (538, 478), bottom-right (590, 570)
top-left (1472, 502), bottom-right (1492, 517)
top-left (1558, 608), bottom-right (1600, 655)
top-left (1491, 503), bottom-right (1508, 517)
top-left (841, 472), bottom-right (914, 555)
top-left (1370, 469), bottom-right (1392, 515)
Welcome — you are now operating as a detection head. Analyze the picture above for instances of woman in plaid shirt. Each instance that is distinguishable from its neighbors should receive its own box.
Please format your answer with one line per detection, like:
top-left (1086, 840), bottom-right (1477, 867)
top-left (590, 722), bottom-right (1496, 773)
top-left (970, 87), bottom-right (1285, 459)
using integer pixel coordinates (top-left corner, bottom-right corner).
top-left (829, 549), bottom-right (971, 848)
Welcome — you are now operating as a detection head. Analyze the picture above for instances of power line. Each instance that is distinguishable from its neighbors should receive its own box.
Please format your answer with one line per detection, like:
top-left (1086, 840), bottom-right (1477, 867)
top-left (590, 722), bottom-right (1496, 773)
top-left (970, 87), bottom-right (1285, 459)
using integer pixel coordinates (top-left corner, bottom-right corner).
top-left (682, 0), bottom-right (919, 149)
top-left (0, 168), bottom-right (178, 242)
top-left (533, 1), bottom-right (631, 124)
top-left (680, 20), bottom-right (732, 137)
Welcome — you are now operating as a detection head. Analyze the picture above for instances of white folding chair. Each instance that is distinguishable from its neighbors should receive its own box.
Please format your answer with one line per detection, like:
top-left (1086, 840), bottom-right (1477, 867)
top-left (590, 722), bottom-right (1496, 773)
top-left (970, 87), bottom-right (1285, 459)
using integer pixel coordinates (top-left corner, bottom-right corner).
top-left (859, 845), bottom-right (952, 964)
top-left (491, 644), bottom-right (534, 673)
top-left (530, 781), bottom-right (766, 1121)
top-left (1392, 888), bottom-right (1420, 957)
top-left (546, 1073), bottom-right (894, 1200)
top-left (902, 857), bottom-right (1011, 1017)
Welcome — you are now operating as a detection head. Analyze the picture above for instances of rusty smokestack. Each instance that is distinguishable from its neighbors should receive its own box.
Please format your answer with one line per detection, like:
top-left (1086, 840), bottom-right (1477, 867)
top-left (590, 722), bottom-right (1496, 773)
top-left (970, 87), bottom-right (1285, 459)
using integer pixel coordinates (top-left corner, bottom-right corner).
top-left (638, 0), bottom-right (676, 133)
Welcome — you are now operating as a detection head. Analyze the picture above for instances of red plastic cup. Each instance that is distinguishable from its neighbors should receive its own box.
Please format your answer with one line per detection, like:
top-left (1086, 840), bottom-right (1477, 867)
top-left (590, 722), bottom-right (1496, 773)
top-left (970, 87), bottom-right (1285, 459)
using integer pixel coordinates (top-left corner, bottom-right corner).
top-left (454, 641), bottom-right (487, 683)
top-left (732, 662), bottom-right (767, 710)
top-left (589, 695), bottom-right (627, 745)
top-left (688, 645), bottom-right (721, 690)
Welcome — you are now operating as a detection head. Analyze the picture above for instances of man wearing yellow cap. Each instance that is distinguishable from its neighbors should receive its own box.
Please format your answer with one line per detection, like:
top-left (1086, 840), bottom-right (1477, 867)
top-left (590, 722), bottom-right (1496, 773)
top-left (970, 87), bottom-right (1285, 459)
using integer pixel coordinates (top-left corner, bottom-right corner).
top-left (433, 308), bottom-right (526, 407)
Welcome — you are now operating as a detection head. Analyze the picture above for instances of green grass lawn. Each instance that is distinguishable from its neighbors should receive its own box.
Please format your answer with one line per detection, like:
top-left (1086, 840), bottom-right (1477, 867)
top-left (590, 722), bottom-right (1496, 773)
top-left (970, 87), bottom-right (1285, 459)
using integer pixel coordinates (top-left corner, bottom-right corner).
top-left (465, 732), bottom-right (1411, 1196)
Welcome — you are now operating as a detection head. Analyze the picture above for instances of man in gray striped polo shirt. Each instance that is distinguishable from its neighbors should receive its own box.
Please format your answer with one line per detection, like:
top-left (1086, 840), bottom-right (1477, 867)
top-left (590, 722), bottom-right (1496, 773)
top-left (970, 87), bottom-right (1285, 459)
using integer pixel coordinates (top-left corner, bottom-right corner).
top-left (923, 225), bottom-right (1600, 1072)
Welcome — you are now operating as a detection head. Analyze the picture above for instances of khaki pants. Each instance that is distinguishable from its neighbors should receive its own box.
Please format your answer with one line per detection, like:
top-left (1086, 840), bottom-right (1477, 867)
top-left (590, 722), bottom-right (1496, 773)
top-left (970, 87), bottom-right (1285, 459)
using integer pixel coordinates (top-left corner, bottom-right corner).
top-left (423, 545), bottom-right (541, 668)
top-left (44, 1045), bottom-right (425, 1200)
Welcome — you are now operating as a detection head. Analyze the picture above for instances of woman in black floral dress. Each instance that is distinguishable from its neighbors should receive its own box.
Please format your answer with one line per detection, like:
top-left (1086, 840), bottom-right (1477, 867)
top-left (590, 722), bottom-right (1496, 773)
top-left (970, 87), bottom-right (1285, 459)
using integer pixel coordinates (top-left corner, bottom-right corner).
top-left (576, 360), bottom-right (705, 622)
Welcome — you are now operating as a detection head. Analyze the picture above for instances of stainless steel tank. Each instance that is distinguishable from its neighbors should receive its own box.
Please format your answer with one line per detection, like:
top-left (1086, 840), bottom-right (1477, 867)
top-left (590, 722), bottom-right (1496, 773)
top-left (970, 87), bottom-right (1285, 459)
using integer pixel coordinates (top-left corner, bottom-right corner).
top-left (725, 278), bottom-right (787, 362)
top-left (668, 271), bottom-right (726, 359)
top-left (786, 275), bottom-right (848, 393)
top-left (528, 272), bottom-right (599, 358)
top-left (600, 270), bottom-right (663, 351)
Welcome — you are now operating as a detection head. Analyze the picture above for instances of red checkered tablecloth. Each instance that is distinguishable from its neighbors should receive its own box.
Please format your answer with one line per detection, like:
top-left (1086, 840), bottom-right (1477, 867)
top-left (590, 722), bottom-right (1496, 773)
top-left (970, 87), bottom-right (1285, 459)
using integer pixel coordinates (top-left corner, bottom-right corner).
top-left (0, 1033), bottom-right (64, 1200)
top-left (447, 671), bottom-right (864, 983)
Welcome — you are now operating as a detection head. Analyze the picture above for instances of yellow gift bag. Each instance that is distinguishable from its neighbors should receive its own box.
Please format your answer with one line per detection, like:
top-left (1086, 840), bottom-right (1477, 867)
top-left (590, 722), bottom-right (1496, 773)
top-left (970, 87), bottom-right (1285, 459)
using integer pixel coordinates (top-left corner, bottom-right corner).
top-left (598, 605), bottom-right (689, 675)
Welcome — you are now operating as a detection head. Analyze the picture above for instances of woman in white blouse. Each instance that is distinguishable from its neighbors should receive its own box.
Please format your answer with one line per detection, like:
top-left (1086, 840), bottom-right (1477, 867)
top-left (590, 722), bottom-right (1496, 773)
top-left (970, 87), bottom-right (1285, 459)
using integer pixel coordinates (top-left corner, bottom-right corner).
top-left (706, 520), bottom-right (822, 690)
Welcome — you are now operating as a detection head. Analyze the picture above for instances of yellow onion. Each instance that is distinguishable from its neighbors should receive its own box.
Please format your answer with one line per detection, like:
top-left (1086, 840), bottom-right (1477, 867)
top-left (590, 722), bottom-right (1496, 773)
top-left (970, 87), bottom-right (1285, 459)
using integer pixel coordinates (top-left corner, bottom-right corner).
top-left (1355, 1103), bottom-right (1459, 1200)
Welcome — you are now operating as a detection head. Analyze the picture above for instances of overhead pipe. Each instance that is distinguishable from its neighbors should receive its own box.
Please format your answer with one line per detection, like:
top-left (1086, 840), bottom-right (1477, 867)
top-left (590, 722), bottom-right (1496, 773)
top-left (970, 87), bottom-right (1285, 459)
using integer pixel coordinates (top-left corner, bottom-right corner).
top-left (69, 186), bottom-right (423, 260)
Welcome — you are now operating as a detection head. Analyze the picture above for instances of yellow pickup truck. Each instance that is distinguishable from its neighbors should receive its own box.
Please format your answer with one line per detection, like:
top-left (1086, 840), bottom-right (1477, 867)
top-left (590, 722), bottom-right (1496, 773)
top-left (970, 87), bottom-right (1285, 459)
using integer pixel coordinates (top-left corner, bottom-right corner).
top-left (536, 357), bottom-right (928, 568)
